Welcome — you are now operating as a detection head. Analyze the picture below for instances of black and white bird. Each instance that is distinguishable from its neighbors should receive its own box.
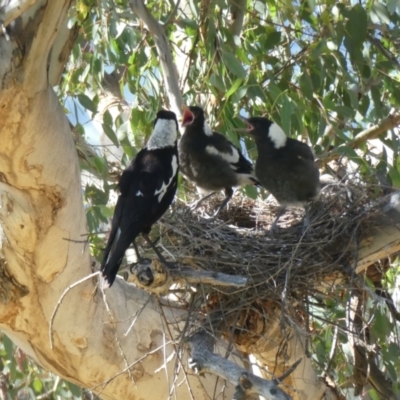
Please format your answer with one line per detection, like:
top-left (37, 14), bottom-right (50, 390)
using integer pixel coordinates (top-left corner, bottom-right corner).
top-left (238, 115), bottom-right (320, 230)
top-left (101, 110), bottom-right (179, 287)
top-left (179, 106), bottom-right (258, 217)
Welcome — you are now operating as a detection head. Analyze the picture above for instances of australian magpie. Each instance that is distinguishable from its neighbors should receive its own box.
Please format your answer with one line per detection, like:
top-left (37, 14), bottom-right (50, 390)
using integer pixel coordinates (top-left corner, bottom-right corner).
top-left (101, 110), bottom-right (179, 287)
top-left (179, 106), bottom-right (258, 217)
top-left (238, 115), bottom-right (320, 230)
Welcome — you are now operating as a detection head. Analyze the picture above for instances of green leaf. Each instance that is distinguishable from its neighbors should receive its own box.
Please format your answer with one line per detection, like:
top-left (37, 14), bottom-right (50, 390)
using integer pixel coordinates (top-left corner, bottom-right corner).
top-left (221, 52), bottom-right (247, 79)
top-left (78, 94), bottom-right (97, 113)
top-left (32, 378), bottom-right (43, 393)
top-left (300, 72), bottom-right (314, 101)
top-left (225, 78), bottom-right (243, 99)
top-left (389, 166), bottom-right (400, 187)
top-left (264, 31), bottom-right (281, 50)
top-left (102, 124), bottom-right (119, 147)
top-left (210, 73), bottom-right (226, 92)
top-left (346, 5), bottom-right (367, 44)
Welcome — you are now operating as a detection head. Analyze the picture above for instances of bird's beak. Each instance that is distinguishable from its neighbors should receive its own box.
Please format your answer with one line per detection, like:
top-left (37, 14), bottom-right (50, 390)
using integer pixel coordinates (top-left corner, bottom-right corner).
top-left (181, 106), bottom-right (194, 127)
top-left (235, 115), bottom-right (254, 133)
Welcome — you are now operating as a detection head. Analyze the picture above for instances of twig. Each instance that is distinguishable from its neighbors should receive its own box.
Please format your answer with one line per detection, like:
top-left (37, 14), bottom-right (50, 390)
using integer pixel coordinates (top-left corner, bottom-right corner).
top-left (367, 33), bottom-right (400, 70)
top-left (316, 114), bottom-right (400, 167)
top-left (188, 330), bottom-right (292, 400)
top-left (49, 272), bottom-right (100, 349)
top-left (163, 0), bottom-right (181, 26)
top-left (274, 358), bottom-right (302, 383)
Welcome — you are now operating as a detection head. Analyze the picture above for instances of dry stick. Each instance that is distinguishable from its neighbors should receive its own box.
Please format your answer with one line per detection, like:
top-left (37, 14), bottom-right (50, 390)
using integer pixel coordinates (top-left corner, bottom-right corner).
top-left (49, 271), bottom-right (100, 349)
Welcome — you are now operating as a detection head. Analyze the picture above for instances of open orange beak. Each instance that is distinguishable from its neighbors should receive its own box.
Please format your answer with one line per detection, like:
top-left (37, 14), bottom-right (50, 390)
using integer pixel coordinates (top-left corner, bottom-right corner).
top-left (181, 106), bottom-right (194, 127)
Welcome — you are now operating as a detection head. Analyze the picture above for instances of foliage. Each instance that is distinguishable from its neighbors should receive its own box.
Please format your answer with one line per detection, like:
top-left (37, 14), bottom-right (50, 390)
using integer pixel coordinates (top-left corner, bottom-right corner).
top-left (0, 333), bottom-right (88, 399)
top-left (50, 0), bottom-right (400, 397)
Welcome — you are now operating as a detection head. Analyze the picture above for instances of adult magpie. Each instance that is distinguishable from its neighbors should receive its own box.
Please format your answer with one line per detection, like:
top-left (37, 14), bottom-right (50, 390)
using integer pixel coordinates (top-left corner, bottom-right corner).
top-left (238, 115), bottom-right (320, 230)
top-left (101, 110), bottom-right (179, 287)
top-left (179, 106), bottom-right (258, 217)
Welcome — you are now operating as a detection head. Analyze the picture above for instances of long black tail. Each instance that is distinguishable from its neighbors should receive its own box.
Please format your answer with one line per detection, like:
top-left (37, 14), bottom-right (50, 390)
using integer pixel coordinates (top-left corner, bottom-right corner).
top-left (101, 228), bottom-right (134, 287)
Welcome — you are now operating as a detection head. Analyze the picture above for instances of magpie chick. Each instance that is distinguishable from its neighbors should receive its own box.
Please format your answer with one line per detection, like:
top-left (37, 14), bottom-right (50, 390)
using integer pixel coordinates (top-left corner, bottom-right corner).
top-left (238, 116), bottom-right (320, 230)
top-left (179, 106), bottom-right (258, 217)
top-left (101, 110), bottom-right (179, 287)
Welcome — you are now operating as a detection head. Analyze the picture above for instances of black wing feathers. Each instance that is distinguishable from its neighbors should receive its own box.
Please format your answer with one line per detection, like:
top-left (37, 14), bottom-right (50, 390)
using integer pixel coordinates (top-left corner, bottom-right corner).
top-left (101, 147), bottom-right (178, 287)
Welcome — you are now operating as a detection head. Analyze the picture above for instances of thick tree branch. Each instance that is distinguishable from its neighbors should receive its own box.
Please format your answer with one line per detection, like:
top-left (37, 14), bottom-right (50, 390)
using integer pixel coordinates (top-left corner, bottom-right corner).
top-left (317, 113), bottom-right (400, 167)
top-left (0, 0), bottom-right (36, 27)
top-left (129, 0), bottom-right (183, 117)
top-left (188, 330), bottom-right (292, 400)
top-left (24, 0), bottom-right (72, 94)
top-left (124, 259), bottom-right (248, 295)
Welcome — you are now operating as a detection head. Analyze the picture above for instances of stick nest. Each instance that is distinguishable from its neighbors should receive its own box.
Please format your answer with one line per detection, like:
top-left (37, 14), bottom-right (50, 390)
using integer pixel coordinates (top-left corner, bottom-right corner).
top-left (150, 182), bottom-right (385, 344)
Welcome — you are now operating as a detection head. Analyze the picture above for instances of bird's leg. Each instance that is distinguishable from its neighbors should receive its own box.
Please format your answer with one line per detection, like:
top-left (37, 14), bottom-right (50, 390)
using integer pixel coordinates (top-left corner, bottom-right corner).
top-left (270, 205), bottom-right (286, 234)
top-left (214, 187), bottom-right (234, 216)
top-left (189, 191), bottom-right (216, 211)
top-left (142, 234), bottom-right (175, 269)
top-left (302, 204), bottom-right (311, 234)
top-left (132, 241), bottom-right (145, 263)
top-left (201, 188), bottom-right (234, 222)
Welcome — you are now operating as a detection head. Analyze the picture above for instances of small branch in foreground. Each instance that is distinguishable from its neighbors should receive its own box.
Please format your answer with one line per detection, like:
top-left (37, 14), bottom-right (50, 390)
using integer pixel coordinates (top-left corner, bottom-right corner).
top-left (124, 259), bottom-right (248, 295)
top-left (187, 330), bottom-right (292, 400)
top-left (129, 0), bottom-right (183, 117)
top-left (316, 113), bottom-right (400, 167)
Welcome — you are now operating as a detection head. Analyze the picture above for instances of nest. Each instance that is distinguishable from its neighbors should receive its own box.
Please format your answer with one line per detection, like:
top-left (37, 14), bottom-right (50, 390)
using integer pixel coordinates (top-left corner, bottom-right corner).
top-left (141, 182), bottom-right (384, 345)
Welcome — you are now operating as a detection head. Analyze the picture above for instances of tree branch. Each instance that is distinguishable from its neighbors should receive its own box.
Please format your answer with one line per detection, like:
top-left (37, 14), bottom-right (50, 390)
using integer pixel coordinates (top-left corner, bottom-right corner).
top-left (0, 0), bottom-right (37, 27)
top-left (129, 0), bottom-right (183, 117)
top-left (188, 330), bottom-right (292, 400)
top-left (124, 259), bottom-right (248, 295)
top-left (24, 0), bottom-right (72, 94)
top-left (367, 33), bottom-right (400, 71)
top-left (227, 0), bottom-right (246, 51)
top-left (317, 113), bottom-right (400, 167)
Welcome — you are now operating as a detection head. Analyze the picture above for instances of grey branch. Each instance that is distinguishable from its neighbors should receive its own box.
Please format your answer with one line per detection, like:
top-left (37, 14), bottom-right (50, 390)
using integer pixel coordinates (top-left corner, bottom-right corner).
top-left (129, 0), bottom-right (183, 117)
top-left (367, 33), bottom-right (400, 70)
top-left (0, 0), bottom-right (36, 27)
top-left (317, 113), bottom-right (400, 167)
top-left (124, 259), bottom-right (248, 295)
top-left (188, 330), bottom-right (292, 400)
top-left (227, 0), bottom-right (246, 51)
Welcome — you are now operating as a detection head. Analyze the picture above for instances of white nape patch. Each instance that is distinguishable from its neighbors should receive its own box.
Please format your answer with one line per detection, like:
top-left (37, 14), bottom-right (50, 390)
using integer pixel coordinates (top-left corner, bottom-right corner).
top-left (155, 155), bottom-right (178, 202)
top-left (203, 121), bottom-right (213, 136)
top-left (205, 145), bottom-right (240, 165)
top-left (147, 119), bottom-right (177, 149)
top-left (106, 228), bottom-right (121, 263)
top-left (136, 190), bottom-right (143, 196)
top-left (269, 123), bottom-right (287, 149)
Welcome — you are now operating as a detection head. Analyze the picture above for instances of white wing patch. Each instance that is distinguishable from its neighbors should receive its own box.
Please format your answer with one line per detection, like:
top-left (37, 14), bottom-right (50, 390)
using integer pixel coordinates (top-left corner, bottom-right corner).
top-left (155, 155), bottom-right (178, 202)
top-left (203, 121), bottom-right (213, 137)
top-left (147, 119), bottom-right (178, 150)
top-left (136, 190), bottom-right (143, 196)
top-left (205, 145), bottom-right (240, 165)
top-left (269, 123), bottom-right (287, 149)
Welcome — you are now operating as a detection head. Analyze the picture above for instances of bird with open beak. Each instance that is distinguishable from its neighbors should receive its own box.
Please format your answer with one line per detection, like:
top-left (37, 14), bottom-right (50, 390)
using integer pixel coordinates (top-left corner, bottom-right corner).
top-left (179, 106), bottom-right (259, 218)
top-left (238, 115), bottom-right (320, 231)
